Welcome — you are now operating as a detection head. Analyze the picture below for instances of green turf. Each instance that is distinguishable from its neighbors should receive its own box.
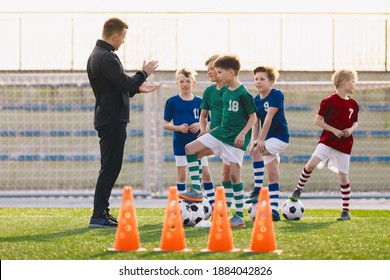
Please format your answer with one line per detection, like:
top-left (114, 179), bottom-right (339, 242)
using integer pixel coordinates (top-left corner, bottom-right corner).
top-left (0, 208), bottom-right (389, 260)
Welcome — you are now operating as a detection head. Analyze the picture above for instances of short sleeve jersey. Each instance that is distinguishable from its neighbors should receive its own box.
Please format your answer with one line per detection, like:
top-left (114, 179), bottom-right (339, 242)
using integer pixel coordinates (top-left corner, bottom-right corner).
top-left (253, 88), bottom-right (289, 143)
top-left (210, 84), bottom-right (257, 151)
top-left (317, 93), bottom-right (359, 154)
top-left (164, 94), bottom-right (202, 156)
top-left (200, 84), bottom-right (224, 130)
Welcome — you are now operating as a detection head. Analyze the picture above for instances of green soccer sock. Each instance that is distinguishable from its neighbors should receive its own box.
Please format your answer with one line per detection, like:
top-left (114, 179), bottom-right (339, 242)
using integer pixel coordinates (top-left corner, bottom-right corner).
top-left (233, 182), bottom-right (244, 218)
top-left (222, 181), bottom-right (233, 211)
top-left (186, 154), bottom-right (201, 192)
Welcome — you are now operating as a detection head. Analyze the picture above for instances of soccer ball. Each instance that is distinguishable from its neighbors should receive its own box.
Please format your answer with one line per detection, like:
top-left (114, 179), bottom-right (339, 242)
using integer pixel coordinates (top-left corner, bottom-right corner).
top-left (179, 200), bottom-right (192, 225)
top-left (282, 199), bottom-right (304, 220)
top-left (187, 201), bottom-right (205, 226)
top-left (201, 198), bottom-right (212, 220)
top-left (248, 202), bottom-right (258, 221)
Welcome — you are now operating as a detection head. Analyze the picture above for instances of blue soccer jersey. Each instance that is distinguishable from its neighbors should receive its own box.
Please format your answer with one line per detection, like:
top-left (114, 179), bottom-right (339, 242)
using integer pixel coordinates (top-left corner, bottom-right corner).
top-left (164, 94), bottom-right (202, 156)
top-left (253, 88), bottom-right (289, 143)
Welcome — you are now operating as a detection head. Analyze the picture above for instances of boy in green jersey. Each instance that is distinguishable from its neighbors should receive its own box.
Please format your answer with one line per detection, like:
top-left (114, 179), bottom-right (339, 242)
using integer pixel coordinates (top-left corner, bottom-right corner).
top-left (198, 54), bottom-right (232, 208)
top-left (180, 54), bottom-right (257, 227)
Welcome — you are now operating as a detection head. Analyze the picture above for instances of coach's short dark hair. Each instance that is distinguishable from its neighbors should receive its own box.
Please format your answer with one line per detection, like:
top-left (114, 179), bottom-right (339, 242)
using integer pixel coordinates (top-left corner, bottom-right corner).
top-left (214, 55), bottom-right (241, 75)
top-left (102, 18), bottom-right (128, 38)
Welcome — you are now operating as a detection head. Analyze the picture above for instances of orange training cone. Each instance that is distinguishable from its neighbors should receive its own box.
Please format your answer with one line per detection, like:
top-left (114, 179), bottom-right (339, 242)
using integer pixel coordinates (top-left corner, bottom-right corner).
top-left (201, 186), bottom-right (240, 252)
top-left (244, 187), bottom-right (279, 253)
top-left (108, 186), bottom-right (146, 252)
top-left (154, 186), bottom-right (191, 252)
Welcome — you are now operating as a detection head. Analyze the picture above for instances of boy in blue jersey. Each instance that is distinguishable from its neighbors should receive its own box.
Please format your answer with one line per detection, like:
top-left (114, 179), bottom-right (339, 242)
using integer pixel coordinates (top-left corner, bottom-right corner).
top-left (163, 68), bottom-right (214, 201)
top-left (248, 66), bottom-right (289, 221)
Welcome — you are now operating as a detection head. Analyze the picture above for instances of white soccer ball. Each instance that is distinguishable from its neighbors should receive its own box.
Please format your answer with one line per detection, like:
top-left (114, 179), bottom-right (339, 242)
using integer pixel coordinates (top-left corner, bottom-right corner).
top-left (187, 201), bottom-right (205, 226)
top-left (282, 199), bottom-right (304, 220)
top-left (179, 200), bottom-right (192, 225)
top-left (248, 202), bottom-right (258, 221)
top-left (201, 198), bottom-right (212, 220)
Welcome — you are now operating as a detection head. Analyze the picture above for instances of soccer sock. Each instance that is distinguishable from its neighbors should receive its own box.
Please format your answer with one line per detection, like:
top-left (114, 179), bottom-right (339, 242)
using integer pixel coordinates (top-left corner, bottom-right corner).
top-left (176, 182), bottom-right (186, 194)
top-left (253, 160), bottom-right (264, 193)
top-left (186, 154), bottom-right (201, 192)
top-left (203, 182), bottom-right (215, 207)
top-left (222, 181), bottom-right (233, 210)
top-left (233, 182), bottom-right (244, 218)
top-left (297, 167), bottom-right (312, 190)
top-left (268, 183), bottom-right (280, 214)
top-left (198, 160), bottom-right (203, 186)
top-left (340, 183), bottom-right (351, 212)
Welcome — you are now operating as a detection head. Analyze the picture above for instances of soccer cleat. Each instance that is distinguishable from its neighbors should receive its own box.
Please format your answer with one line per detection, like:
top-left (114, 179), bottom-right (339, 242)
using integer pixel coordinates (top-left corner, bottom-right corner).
top-left (104, 209), bottom-right (118, 223)
top-left (337, 210), bottom-right (351, 221)
top-left (245, 190), bottom-right (260, 204)
top-left (179, 187), bottom-right (203, 202)
top-left (89, 215), bottom-right (118, 228)
top-left (288, 188), bottom-right (302, 202)
top-left (229, 214), bottom-right (245, 227)
top-left (272, 210), bottom-right (281, 222)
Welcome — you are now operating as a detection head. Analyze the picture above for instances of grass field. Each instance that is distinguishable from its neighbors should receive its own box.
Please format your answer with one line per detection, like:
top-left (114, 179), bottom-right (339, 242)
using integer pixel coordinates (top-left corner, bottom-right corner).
top-left (1, 208), bottom-right (389, 260)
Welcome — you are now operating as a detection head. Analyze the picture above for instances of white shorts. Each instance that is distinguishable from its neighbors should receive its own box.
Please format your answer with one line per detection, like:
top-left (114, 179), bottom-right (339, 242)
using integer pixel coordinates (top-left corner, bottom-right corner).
top-left (264, 138), bottom-right (289, 165)
top-left (198, 133), bottom-right (245, 167)
top-left (175, 155), bottom-right (208, 167)
top-left (312, 143), bottom-right (350, 174)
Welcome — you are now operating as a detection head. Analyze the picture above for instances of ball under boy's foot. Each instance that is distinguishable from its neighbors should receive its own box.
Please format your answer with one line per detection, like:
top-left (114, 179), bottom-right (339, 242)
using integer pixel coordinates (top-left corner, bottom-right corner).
top-left (288, 188), bottom-right (302, 202)
top-left (337, 210), bottom-right (351, 221)
top-left (229, 214), bottom-right (245, 227)
top-left (272, 210), bottom-right (281, 222)
top-left (245, 190), bottom-right (259, 204)
top-left (179, 187), bottom-right (203, 202)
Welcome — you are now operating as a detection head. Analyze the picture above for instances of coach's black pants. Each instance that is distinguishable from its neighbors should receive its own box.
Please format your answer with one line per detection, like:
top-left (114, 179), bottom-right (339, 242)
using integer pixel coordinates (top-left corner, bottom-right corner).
top-left (92, 123), bottom-right (127, 218)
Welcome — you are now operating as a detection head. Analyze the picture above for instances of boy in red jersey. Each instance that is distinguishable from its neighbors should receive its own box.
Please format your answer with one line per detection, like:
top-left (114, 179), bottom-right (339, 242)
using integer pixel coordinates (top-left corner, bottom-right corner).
top-left (288, 69), bottom-right (359, 221)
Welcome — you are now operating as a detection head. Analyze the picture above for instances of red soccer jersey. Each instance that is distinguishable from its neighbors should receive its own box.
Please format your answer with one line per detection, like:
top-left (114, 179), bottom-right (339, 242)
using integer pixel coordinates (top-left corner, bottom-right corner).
top-left (317, 93), bottom-right (359, 154)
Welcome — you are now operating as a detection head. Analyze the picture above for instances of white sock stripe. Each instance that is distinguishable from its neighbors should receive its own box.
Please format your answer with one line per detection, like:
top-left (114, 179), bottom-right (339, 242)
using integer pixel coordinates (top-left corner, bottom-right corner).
top-left (254, 168), bottom-right (264, 173)
top-left (188, 161), bottom-right (199, 168)
top-left (189, 170), bottom-right (199, 177)
top-left (254, 175), bottom-right (264, 180)
top-left (341, 187), bottom-right (351, 192)
top-left (192, 180), bottom-right (201, 185)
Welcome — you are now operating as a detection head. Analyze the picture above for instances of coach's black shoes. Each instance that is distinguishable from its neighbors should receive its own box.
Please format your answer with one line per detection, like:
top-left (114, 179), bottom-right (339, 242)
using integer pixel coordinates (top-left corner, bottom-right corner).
top-left (245, 190), bottom-right (259, 204)
top-left (288, 188), bottom-right (302, 202)
top-left (337, 210), bottom-right (351, 221)
top-left (179, 187), bottom-right (203, 202)
top-left (89, 211), bottom-right (118, 228)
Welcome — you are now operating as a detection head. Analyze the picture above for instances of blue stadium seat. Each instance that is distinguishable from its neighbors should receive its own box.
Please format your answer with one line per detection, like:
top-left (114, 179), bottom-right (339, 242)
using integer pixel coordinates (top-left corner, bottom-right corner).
top-left (20, 130), bottom-right (46, 136)
top-left (17, 155), bottom-right (41, 161)
top-left (128, 129), bottom-right (144, 136)
top-left (366, 104), bottom-right (390, 111)
top-left (49, 130), bottom-right (72, 137)
top-left (350, 156), bottom-right (371, 162)
top-left (43, 155), bottom-right (68, 161)
top-left (124, 154), bottom-right (144, 162)
top-left (353, 130), bottom-right (368, 137)
top-left (371, 130), bottom-right (390, 137)
top-left (51, 104), bottom-right (74, 111)
top-left (74, 130), bottom-right (97, 136)
top-left (164, 155), bottom-right (176, 162)
top-left (163, 131), bottom-right (174, 136)
top-left (289, 130), bottom-right (315, 137)
top-left (71, 155), bottom-right (96, 161)
top-left (373, 156), bottom-right (390, 163)
top-left (79, 104), bottom-right (95, 111)
top-left (291, 155), bottom-right (311, 163)
top-left (0, 130), bottom-right (17, 136)
top-left (131, 104), bottom-right (144, 111)
top-left (0, 155), bottom-right (10, 161)
top-left (285, 105), bottom-right (312, 111)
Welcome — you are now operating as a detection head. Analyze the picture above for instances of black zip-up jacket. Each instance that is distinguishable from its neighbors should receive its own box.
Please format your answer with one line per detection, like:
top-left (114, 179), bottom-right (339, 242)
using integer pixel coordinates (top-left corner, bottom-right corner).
top-left (87, 40), bottom-right (148, 129)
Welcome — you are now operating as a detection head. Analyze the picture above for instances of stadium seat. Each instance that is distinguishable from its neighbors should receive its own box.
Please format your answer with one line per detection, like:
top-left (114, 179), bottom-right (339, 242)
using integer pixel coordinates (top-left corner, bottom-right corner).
top-left (0, 130), bottom-right (17, 136)
top-left (20, 130), bottom-right (46, 136)
top-left (366, 104), bottom-right (390, 111)
top-left (71, 155), bottom-right (96, 161)
top-left (371, 130), bottom-right (390, 137)
top-left (285, 105), bottom-right (312, 111)
top-left (291, 155), bottom-right (311, 163)
top-left (373, 156), bottom-right (390, 163)
top-left (49, 130), bottom-right (72, 137)
top-left (350, 156), bottom-right (371, 162)
top-left (0, 155), bottom-right (10, 161)
top-left (124, 154), bottom-right (144, 162)
top-left (74, 130), bottom-right (97, 136)
top-left (43, 155), bottom-right (68, 161)
top-left (17, 155), bottom-right (41, 161)
top-left (289, 130), bottom-right (315, 137)
top-left (128, 129), bottom-right (144, 136)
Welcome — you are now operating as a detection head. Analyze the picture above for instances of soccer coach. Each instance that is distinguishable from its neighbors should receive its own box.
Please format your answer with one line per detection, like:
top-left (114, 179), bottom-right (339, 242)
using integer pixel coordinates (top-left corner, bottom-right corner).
top-left (87, 17), bottom-right (159, 228)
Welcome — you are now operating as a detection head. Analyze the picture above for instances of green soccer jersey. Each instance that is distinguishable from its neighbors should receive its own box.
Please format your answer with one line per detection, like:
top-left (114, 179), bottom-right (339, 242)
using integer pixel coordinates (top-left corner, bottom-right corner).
top-left (210, 84), bottom-right (257, 151)
top-left (200, 84), bottom-right (224, 130)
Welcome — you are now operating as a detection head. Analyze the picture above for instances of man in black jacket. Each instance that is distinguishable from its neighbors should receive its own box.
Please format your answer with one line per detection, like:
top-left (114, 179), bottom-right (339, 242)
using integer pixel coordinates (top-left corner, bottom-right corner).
top-left (87, 18), bottom-right (159, 228)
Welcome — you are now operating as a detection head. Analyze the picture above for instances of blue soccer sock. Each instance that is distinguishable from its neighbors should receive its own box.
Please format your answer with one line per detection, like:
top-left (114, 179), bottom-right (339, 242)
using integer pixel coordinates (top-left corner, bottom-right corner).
top-left (253, 160), bottom-right (264, 193)
top-left (268, 183), bottom-right (280, 214)
top-left (176, 182), bottom-right (186, 194)
top-left (203, 182), bottom-right (215, 207)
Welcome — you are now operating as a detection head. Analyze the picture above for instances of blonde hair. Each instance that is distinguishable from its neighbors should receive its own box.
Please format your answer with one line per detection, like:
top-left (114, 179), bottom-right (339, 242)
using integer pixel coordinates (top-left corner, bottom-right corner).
top-left (175, 68), bottom-right (197, 81)
top-left (332, 69), bottom-right (358, 88)
top-left (253, 66), bottom-right (280, 82)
